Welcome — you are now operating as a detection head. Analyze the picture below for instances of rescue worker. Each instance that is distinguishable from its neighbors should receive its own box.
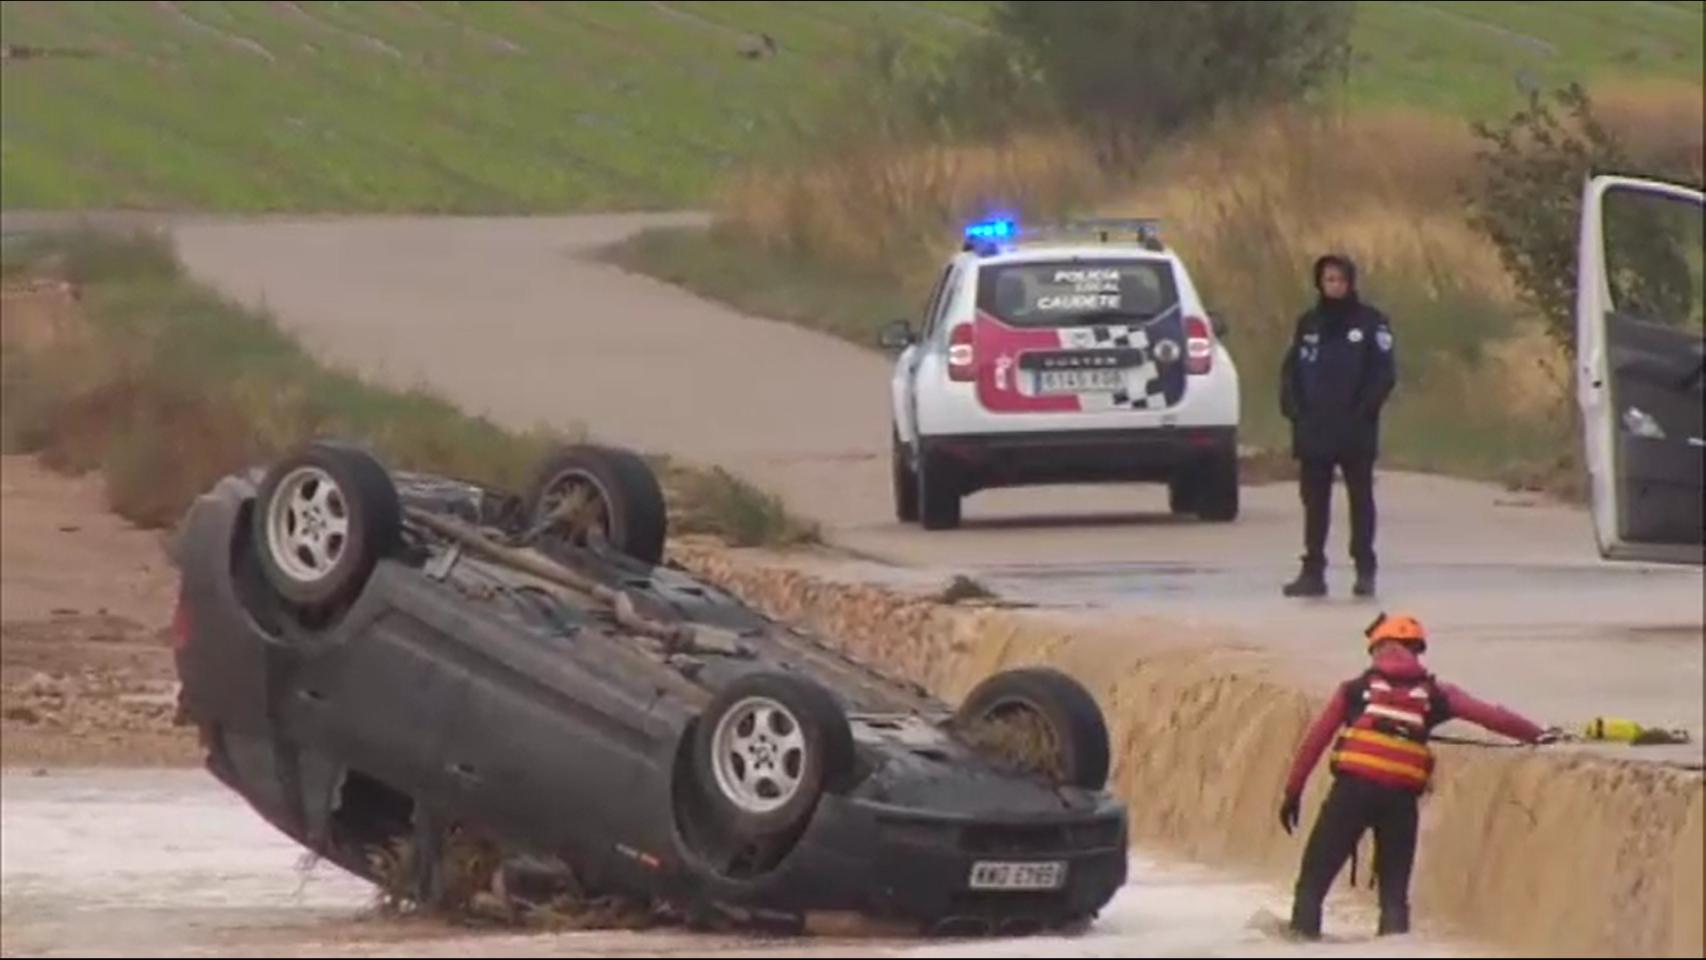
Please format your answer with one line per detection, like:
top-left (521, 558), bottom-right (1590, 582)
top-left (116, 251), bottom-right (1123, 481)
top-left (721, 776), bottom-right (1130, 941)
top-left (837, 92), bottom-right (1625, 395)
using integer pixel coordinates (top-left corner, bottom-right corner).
top-left (1278, 613), bottom-right (1557, 940)
top-left (1279, 254), bottom-right (1396, 598)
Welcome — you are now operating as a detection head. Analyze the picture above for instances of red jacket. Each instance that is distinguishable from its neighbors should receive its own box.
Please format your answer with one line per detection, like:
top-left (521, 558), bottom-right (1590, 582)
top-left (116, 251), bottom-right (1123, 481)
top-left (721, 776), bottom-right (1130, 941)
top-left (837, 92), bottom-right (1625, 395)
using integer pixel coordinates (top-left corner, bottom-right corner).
top-left (1285, 646), bottom-right (1544, 798)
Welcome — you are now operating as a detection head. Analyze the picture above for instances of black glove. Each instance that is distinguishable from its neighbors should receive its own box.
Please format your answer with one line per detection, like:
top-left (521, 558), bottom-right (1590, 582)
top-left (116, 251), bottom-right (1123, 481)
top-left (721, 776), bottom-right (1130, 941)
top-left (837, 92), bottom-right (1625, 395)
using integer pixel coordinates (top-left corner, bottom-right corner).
top-left (1279, 793), bottom-right (1301, 835)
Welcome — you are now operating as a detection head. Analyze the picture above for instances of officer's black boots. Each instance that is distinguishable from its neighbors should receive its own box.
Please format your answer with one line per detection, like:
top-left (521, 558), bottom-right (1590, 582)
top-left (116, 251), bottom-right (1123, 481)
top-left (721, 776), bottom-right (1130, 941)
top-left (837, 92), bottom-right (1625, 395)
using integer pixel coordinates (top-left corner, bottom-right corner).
top-left (1288, 903), bottom-right (1324, 940)
top-left (1353, 568), bottom-right (1377, 598)
top-left (1283, 562), bottom-right (1328, 598)
top-left (1378, 906), bottom-right (1411, 936)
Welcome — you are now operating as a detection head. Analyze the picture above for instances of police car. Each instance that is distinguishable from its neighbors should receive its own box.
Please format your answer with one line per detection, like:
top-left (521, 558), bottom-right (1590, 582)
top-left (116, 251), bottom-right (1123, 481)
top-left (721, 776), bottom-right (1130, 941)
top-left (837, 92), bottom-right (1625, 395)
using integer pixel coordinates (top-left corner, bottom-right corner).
top-left (881, 218), bottom-right (1240, 530)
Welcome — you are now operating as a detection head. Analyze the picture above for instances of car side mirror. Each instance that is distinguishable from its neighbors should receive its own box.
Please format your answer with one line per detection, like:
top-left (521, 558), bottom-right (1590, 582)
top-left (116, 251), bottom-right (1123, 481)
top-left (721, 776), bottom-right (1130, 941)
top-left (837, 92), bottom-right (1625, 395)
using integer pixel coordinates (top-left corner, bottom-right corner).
top-left (879, 319), bottom-right (916, 350)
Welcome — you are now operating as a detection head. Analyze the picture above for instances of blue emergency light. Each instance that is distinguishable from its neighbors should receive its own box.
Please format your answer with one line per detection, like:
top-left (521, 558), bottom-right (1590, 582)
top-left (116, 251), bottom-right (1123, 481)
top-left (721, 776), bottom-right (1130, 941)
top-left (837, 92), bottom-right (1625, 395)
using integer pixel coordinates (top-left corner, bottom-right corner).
top-left (963, 217), bottom-right (1017, 242)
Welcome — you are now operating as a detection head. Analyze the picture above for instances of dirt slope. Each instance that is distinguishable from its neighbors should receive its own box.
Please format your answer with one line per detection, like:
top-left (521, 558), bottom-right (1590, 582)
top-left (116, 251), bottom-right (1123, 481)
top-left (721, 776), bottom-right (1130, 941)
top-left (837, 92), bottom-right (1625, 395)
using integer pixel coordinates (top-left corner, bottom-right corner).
top-left (0, 455), bottom-right (192, 767)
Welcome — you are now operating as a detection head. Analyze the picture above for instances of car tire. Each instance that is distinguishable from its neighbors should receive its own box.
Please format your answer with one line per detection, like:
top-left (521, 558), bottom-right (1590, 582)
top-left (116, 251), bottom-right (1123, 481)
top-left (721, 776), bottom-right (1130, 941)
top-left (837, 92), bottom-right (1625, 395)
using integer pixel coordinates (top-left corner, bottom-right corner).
top-left (1195, 452), bottom-right (1240, 522)
top-left (1167, 475), bottom-right (1197, 515)
top-left (693, 671), bottom-right (854, 842)
top-left (523, 445), bottom-right (668, 565)
top-left (954, 667), bottom-right (1111, 792)
top-left (252, 442), bottom-right (402, 612)
top-left (916, 448), bottom-right (961, 531)
top-left (892, 430), bottom-right (920, 524)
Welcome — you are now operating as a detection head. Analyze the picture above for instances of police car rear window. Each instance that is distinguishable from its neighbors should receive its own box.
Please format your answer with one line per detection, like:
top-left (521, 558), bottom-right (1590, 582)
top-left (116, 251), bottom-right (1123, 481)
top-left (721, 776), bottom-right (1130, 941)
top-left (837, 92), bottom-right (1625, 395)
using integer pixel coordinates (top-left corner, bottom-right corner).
top-left (976, 260), bottom-right (1179, 328)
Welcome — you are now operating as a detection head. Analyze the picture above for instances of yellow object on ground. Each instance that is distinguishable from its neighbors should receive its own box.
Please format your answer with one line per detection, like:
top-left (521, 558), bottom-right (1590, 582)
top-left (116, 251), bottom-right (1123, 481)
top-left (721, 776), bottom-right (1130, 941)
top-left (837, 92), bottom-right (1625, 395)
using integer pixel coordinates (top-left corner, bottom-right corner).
top-left (1580, 716), bottom-right (1692, 745)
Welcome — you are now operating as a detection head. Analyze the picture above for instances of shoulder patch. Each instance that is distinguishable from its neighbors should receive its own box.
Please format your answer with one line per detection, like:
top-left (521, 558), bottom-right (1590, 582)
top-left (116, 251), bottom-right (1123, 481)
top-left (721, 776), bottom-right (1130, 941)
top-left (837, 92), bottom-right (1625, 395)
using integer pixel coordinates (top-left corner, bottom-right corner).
top-left (1376, 329), bottom-right (1394, 352)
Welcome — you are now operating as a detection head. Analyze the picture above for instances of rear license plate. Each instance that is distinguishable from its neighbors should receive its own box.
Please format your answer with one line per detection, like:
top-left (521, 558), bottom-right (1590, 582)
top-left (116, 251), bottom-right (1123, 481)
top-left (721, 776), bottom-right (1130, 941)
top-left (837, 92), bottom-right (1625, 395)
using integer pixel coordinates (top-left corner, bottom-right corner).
top-left (968, 860), bottom-right (1068, 891)
top-left (1038, 369), bottom-right (1124, 394)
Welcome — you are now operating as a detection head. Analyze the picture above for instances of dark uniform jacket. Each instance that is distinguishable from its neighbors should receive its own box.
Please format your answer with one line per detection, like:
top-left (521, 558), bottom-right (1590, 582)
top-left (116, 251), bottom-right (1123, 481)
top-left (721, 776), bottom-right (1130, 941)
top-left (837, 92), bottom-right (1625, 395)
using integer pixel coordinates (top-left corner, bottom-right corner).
top-left (1280, 294), bottom-right (1397, 462)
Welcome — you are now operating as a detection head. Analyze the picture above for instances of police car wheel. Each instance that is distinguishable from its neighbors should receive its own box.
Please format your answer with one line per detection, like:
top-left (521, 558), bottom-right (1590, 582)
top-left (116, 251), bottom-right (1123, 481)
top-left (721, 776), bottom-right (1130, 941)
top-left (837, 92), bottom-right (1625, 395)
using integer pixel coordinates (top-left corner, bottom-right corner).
top-left (892, 430), bottom-right (920, 524)
top-left (917, 451), bottom-right (961, 531)
top-left (1167, 475), bottom-right (1197, 515)
top-left (1195, 454), bottom-right (1239, 522)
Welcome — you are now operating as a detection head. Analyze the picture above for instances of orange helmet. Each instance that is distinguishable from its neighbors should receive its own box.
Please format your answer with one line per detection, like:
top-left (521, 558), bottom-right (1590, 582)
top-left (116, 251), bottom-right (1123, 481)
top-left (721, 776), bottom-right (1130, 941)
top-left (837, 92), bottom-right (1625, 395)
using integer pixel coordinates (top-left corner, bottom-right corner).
top-left (1365, 612), bottom-right (1427, 653)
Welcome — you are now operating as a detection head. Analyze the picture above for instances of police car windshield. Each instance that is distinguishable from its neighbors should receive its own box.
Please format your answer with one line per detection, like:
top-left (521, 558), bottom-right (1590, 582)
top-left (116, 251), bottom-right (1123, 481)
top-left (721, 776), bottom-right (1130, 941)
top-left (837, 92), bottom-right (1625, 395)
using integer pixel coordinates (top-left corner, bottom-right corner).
top-left (977, 260), bottom-right (1179, 328)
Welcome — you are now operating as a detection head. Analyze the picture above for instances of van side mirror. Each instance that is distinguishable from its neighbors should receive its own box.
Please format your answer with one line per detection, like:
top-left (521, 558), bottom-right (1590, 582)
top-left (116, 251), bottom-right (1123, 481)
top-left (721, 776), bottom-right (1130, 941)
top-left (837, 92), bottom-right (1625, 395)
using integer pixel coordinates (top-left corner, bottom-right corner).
top-left (879, 320), bottom-right (916, 350)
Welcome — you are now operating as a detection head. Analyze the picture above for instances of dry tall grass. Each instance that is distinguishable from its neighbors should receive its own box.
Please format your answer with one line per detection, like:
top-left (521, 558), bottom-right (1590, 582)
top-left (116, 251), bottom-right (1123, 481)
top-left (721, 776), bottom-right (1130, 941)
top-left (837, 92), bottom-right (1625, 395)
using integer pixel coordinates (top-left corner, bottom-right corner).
top-left (719, 129), bottom-right (1107, 286)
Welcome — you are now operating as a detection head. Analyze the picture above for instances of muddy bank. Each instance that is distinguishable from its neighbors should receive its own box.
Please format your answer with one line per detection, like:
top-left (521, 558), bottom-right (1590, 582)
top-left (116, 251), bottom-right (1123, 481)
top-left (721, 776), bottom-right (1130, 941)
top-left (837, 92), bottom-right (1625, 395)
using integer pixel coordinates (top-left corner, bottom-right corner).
top-left (0, 456), bottom-right (194, 768)
top-left (672, 546), bottom-right (1704, 958)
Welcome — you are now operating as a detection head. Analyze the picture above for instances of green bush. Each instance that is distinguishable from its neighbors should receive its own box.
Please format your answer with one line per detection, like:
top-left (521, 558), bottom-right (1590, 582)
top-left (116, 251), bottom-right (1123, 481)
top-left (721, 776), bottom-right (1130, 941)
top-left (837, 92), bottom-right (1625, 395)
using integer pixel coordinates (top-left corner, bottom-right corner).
top-left (1464, 85), bottom-right (1627, 354)
top-left (991, 1), bottom-right (1353, 155)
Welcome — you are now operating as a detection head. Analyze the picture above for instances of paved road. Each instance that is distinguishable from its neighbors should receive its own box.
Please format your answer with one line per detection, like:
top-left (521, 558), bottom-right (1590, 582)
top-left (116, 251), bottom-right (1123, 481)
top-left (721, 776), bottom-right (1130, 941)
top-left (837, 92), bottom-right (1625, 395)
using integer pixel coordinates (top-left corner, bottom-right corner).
top-left (156, 215), bottom-right (1703, 758)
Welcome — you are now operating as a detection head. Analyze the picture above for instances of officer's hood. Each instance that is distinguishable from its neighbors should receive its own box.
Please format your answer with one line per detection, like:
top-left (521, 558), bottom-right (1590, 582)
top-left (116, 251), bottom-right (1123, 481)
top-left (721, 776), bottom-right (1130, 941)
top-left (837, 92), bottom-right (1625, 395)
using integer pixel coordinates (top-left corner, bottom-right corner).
top-left (1313, 254), bottom-right (1361, 320)
top-left (1313, 254), bottom-right (1359, 293)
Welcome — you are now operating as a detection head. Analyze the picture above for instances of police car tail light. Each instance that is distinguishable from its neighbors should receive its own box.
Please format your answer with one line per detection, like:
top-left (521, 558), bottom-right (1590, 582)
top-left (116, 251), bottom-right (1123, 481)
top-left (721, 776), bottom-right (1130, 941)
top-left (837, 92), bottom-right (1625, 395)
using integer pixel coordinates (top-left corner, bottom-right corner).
top-left (948, 324), bottom-right (976, 381)
top-left (1185, 316), bottom-right (1214, 375)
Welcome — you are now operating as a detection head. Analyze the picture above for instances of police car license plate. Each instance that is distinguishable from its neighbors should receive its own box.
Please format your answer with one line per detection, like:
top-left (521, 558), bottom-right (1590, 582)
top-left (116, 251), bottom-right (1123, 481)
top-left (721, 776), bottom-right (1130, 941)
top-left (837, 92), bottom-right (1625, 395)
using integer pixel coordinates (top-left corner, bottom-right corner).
top-left (1038, 369), bottom-right (1124, 394)
top-left (968, 860), bottom-right (1067, 891)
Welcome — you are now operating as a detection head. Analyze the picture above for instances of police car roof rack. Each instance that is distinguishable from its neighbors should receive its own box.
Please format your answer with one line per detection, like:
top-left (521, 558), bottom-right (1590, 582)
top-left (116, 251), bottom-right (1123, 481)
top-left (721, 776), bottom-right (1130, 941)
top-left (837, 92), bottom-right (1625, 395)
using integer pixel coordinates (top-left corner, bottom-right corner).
top-left (1042, 218), bottom-right (1164, 249)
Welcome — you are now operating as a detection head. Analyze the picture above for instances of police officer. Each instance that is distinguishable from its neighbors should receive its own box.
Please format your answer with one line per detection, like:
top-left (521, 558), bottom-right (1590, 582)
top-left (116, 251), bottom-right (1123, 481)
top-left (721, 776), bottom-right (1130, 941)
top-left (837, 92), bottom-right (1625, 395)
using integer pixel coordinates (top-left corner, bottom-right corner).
top-left (1279, 254), bottom-right (1396, 599)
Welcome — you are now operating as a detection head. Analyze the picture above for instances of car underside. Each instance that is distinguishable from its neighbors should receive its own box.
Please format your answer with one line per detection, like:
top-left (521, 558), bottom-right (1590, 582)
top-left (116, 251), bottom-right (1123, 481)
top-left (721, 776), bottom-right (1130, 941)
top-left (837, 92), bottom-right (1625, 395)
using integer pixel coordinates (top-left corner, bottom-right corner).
top-left (171, 440), bottom-right (1129, 935)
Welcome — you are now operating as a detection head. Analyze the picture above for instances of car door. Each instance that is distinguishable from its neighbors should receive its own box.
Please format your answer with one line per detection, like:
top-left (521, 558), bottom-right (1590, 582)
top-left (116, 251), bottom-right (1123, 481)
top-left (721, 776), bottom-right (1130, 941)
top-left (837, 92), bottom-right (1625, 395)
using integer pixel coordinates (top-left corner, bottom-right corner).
top-left (1575, 174), bottom-right (1704, 564)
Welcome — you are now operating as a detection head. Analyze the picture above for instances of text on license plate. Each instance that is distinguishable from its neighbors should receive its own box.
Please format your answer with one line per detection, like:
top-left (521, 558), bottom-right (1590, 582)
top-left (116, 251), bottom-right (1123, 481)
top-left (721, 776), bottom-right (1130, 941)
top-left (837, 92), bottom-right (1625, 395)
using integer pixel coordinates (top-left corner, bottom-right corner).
top-left (968, 860), bottom-right (1068, 891)
top-left (1038, 368), bottom-right (1124, 394)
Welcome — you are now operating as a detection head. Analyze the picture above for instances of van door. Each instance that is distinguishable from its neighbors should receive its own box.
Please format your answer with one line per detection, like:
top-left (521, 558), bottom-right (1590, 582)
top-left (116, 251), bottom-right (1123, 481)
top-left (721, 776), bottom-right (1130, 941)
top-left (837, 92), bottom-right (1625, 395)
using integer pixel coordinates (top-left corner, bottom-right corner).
top-left (1575, 175), bottom-right (1704, 564)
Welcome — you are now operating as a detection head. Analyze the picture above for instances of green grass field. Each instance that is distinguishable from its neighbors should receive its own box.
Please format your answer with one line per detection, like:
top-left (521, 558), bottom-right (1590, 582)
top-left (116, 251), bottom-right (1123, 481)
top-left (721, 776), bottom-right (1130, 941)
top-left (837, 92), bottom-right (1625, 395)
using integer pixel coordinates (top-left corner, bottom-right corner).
top-left (3, 1), bottom-right (1699, 212)
top-left (1345, 1), bottom-right (1702, 116)
top-left (0, 1), bottom-right (984, 211)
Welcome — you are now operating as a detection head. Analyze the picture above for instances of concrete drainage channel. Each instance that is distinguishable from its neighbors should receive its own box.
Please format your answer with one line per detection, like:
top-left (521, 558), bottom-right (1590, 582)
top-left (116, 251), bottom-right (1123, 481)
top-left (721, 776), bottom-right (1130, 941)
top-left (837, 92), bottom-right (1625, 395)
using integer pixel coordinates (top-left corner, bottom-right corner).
top-left (669, 544), bottom-right (1705, 958)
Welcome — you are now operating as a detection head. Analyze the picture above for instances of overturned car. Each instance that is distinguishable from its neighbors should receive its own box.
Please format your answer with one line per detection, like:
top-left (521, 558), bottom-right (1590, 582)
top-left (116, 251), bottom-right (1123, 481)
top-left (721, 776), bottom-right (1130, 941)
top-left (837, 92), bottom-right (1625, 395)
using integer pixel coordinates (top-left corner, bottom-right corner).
top-left (171, 440), bottom-right (1128, 935)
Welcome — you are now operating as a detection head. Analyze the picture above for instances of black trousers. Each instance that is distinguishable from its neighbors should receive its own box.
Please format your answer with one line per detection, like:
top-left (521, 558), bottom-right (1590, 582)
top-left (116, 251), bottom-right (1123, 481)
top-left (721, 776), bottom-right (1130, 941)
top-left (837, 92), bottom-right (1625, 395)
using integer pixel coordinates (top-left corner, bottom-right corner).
top-left (1290, 776), bottom-right (1419, 937)
top-left (1300, 456), bottom-right (1376, 572)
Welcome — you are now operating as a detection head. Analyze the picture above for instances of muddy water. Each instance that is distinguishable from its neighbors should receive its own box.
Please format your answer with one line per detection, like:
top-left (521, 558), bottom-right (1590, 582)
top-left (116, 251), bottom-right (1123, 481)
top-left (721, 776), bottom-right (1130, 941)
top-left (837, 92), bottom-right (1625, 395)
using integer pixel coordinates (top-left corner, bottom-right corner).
top-left (0, 770), bottom-right (1474, 958)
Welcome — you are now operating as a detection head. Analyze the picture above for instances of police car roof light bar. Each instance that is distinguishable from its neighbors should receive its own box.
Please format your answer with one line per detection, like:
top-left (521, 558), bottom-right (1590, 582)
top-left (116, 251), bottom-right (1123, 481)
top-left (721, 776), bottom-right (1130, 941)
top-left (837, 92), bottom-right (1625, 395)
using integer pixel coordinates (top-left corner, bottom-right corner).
top-left (963, 217), bottom-right (1018, 241)
top-left (962, 216), bottom-right (1019, 254)
top-left (959, 217), bottom-right (1164, 254)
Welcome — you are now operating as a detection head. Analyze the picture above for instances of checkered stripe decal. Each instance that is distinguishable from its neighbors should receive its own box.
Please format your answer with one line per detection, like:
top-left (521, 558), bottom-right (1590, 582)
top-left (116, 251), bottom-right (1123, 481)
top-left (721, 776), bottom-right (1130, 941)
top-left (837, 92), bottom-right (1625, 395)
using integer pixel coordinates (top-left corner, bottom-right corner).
top-left (1066, 325), bottom-right (1150, 350)
top-left (1059, 325), bottom-right (1170, 411)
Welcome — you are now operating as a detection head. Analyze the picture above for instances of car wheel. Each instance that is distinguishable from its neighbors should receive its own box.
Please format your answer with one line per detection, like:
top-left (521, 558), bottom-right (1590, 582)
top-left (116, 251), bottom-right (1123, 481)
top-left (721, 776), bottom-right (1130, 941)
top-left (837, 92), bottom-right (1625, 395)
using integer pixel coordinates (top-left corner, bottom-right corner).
top-left (693, 672), bottom-right (854, 841)
top-left (252, 442), bottom-right (401, 612)
top-left (954, 667), bottom-right (1111, 791)
top-left (1167, 475), bottom-right (1197, 515)
top-left (1195, 452), bottom-right (1240, 522)
top-left (523, 445), bottom-right (668, 565)
top-left (916, 449), bottom-right (961, 531)
top-left (892, 430), bottom-right (920, 524)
